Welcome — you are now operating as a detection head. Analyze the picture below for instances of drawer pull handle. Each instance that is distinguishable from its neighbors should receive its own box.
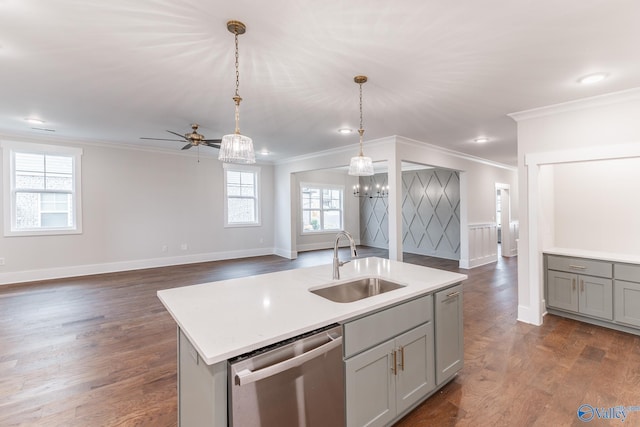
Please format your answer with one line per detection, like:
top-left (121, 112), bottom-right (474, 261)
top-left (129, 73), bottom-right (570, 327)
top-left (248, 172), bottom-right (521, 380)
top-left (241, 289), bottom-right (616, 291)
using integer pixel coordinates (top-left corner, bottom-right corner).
top-left (391, 350), bottom-right (397, 375)
top-left (572, 278), bottom-right (576, 291)
top-left (569, 264), bottom-right (587, 270)
top-left (446, 291), bottom-right (460, 298)
top-left (580, 280), bottom-right (584, 293)
top-left (398, 346), bottom-right (405, 371)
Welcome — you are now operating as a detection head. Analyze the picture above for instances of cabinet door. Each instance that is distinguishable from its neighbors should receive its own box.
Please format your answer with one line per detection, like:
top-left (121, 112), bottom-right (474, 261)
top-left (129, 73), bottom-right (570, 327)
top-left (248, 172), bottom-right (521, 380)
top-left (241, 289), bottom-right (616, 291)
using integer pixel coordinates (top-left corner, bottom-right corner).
top-left (435, 284), bottom-right (464, 386)
top-left (547, 270), bottom-right (578, 312)
top-left (345, 339), bottom-right (396, 427)
top-left (614, 280), bottom-right (640, 327)
top-left (395, 323), bottom-right (435, 415)
top-left (578, 275), bottom-right (613, 320)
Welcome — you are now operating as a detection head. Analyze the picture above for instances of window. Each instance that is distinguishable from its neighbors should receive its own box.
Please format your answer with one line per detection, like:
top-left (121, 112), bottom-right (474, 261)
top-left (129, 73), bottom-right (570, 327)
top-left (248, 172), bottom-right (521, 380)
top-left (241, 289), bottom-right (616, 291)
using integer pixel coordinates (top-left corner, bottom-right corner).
top-left (301, 183), bottom-right (343, 233)
top-left (224, 164), bottom-right (260, 227)
top-left (2, 141), bottom-right (83, 236)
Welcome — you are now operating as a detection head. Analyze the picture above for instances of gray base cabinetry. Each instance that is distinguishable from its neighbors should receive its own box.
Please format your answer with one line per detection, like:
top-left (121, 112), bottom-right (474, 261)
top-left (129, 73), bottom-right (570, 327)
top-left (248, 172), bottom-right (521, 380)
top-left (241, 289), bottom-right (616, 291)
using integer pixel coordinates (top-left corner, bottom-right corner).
top-left (344, 287), bottom-right (463, 427)
top-left (545, 253), bottom-right (640, 335)
top-left (178, 330), bottom-right (227, 427)
top-left (435, 284), bottom-right (464, 386)
top-left (614, 263), bottom-right (640, 328)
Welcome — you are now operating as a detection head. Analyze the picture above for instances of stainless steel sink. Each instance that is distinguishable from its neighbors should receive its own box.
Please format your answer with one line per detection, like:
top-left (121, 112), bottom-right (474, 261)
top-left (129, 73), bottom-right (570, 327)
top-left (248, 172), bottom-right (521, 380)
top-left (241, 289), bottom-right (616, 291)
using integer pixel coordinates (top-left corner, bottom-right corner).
top-left (310, 277), bottom-right (406, 303)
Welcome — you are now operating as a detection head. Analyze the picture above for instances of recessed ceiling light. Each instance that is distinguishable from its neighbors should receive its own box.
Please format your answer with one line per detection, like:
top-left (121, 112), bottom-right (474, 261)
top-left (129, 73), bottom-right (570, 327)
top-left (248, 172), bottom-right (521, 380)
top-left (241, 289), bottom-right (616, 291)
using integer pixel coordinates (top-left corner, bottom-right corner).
top-left (25, 117), bottom-right (45, 124)
top-left (474, 137), bottom-right (489, 143)
top-left (338, 128), bottom-right (353, 134)
top-left (577, 73), bottom-right (608, 85)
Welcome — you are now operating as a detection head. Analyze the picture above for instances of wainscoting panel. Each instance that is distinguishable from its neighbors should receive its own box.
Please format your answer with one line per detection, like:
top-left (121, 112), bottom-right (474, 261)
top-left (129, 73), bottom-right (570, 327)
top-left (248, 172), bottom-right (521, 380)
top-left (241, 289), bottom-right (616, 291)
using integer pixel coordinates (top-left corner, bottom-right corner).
top-left (506, 221), bottom-right (519, 257)
top-left (468, 223), bottom-right (498, 267)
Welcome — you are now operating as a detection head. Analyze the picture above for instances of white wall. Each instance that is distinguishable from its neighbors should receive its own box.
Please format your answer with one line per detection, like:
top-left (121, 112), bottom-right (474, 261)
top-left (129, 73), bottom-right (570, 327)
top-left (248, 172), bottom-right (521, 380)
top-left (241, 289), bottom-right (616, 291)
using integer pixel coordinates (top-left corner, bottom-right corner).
top-left (512, 87), bottom-right (640, 325)
top-left (294, 168), bottom-right (360, 252)
top-left (0, 135), bottom-right (275, 284)
top-left (553, 158), bottom-right (640, 253)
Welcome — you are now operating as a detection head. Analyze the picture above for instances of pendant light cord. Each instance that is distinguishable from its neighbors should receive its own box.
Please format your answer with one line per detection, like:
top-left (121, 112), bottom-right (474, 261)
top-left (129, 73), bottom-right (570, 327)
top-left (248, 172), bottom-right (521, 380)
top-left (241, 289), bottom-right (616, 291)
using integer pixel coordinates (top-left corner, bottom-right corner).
top-left (358, 80), bottom-right (365, 156)
top-left (233, 29), bottom-right (242, 134)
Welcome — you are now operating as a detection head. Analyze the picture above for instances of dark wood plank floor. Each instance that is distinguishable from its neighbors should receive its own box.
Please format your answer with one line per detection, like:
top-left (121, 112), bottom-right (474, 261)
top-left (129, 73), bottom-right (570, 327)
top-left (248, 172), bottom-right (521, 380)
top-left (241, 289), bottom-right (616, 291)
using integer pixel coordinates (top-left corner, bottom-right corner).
top-left (1, 248), bottom-right (639, 426)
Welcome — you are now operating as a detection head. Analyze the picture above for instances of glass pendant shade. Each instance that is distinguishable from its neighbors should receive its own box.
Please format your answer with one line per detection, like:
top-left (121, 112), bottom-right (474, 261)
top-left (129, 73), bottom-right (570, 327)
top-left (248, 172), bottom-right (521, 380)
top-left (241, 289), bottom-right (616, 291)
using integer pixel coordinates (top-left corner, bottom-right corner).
top-left (348, 154), bottom-right (374, 176)
top-left (218, 133), bottom-right (255, 164)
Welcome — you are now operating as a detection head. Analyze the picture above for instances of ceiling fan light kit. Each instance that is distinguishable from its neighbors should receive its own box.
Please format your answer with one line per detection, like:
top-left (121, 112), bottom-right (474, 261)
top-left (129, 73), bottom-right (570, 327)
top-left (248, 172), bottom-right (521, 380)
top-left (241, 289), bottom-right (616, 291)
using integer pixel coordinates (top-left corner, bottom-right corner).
top-left (348, 75), bottom-right (374, 176)
top-left (219, 20), bottom-right (256, 164)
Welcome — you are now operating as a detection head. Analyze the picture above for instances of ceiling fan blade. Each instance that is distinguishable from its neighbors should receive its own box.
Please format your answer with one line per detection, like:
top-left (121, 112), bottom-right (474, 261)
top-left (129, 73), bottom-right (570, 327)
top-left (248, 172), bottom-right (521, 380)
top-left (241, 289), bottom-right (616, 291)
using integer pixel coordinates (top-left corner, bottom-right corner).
top-left (166, 130), bottom-right (188, 140)
top-left (203, 139), bottom-right (222, 148)
top-left (181, 143), bottom-right (193, 150)
top-left (140, 137), bottom-right (184, 142)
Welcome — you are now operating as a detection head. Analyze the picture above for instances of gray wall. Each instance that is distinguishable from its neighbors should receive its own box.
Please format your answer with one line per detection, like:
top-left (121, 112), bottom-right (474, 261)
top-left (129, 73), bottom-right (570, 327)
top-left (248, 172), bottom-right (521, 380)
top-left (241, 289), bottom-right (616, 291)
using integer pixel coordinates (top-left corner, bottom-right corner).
top-left (0, 135), bottom-right (276, 284)
top-left (360, 169), bottom-right (461, 260)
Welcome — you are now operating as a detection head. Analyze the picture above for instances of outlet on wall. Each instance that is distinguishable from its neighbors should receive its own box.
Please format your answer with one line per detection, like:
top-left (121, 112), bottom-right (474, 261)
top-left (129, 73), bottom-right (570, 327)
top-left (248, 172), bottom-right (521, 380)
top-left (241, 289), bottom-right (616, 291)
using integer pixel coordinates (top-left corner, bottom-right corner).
top-left (161, 245), bottom-right (168, 253)
top-left (0, 258), bottom-right (4, 266)
top-left (180, 243), bottom-right (188, 251)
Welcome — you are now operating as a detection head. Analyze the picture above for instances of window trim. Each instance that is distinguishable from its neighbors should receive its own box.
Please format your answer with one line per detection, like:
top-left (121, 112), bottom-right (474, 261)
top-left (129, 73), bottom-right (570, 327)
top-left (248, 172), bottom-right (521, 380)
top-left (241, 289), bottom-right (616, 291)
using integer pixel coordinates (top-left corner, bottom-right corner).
top-left (2, 140), bottom-right (83, 237)
top-left (300, 182), bottom-right (344, 234)
top-left (223, 163), bottom-right (261, 228)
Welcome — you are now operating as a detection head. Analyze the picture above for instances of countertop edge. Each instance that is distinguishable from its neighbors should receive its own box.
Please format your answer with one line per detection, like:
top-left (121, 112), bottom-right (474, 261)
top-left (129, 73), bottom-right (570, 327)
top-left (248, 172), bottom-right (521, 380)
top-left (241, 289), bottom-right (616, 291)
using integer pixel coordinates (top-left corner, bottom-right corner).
top-left (544, 247), bottom-right (640, 264)
top-left (158, 257), bottom-right (467, 365)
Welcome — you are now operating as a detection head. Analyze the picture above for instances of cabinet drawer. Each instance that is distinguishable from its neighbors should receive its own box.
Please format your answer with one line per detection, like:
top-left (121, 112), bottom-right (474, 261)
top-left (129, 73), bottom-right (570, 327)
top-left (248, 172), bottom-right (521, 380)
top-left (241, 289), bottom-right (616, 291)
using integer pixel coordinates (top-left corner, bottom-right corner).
top-left (343, 294), bottom-right (432, 358)
top-left (615, 263), bottom-right (640, 283)
top-left (546, 255), bottom-right (612, 278)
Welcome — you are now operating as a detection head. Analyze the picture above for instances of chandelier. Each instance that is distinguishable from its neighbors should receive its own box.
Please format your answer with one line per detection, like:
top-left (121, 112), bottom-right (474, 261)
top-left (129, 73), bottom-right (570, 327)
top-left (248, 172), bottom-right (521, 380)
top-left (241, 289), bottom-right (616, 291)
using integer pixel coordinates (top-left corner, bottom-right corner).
top-left (353, 183), bottom-right (388, 198)
top-left (218, 20), bottom-right (256, 164)
top-left (348, 75), bottom-right (374, 176)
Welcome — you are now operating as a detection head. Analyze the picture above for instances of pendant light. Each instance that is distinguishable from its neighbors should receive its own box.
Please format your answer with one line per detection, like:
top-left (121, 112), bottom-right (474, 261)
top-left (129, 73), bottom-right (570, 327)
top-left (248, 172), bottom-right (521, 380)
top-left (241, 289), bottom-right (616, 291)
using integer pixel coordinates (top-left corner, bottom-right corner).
top-left (348, 75), bottom-right (374, 176)
top-left (218, 20), bottom-right (256, 164)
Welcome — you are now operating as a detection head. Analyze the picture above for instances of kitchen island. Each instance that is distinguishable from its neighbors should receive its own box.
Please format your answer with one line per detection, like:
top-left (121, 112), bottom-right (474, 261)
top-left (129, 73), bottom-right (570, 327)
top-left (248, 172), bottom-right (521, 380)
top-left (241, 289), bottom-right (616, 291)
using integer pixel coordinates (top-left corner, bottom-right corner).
top-left (158, 256), bottom-right (467, 426)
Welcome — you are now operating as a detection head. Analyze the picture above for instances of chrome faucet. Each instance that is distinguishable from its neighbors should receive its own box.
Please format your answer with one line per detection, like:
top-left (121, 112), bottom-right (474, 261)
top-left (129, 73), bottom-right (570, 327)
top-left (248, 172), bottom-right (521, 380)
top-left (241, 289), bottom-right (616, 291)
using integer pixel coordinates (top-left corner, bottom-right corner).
top-left (333, 231), bottom-right (357, 280)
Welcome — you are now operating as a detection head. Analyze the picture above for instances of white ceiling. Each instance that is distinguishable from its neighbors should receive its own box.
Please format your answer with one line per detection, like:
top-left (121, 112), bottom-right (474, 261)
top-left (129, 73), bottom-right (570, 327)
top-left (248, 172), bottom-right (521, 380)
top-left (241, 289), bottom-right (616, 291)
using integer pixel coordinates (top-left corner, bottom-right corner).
top-left (2, 0), bottom-right (640, 166)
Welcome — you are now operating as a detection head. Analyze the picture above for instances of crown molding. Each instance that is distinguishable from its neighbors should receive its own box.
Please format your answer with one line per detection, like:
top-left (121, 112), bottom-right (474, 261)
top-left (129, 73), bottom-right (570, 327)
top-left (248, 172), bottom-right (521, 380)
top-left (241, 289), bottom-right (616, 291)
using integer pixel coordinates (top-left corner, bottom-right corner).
top-left (274, 136), bottom-right (394, 165)
top-left (0, 131), bottom-right (273, 165)
top-left (396, 135), bottom-right (517, 171)
top-left (508, 87), bottom-right (640, 122)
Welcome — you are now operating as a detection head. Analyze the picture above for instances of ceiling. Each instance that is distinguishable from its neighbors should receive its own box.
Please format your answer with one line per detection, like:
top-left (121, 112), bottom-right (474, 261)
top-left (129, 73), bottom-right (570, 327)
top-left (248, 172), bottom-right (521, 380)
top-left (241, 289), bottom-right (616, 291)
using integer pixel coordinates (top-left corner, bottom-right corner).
top-left (1, 0), bottom-right (640, 166)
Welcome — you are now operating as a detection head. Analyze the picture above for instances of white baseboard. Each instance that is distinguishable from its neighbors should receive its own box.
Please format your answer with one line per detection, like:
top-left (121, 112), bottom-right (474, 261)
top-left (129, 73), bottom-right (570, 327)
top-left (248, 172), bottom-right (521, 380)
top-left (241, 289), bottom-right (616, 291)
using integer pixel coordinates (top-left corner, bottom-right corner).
top-left (517, 304), bottom-right (544, 326)
top-left (467, 254), bottom-right (498, 269)
top-left (0, 247), bottom-right (276, 286)
top-left (273, 248), bottom-right (297, 259)
top-left (297, 238), bottom-right (361, 253)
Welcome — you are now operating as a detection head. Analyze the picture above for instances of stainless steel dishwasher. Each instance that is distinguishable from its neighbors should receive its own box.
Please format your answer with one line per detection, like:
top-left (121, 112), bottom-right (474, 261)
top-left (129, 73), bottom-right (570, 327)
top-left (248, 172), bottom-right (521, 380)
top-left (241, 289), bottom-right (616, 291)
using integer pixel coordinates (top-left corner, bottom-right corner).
top-left (228, 324), bottom-right (345, 427)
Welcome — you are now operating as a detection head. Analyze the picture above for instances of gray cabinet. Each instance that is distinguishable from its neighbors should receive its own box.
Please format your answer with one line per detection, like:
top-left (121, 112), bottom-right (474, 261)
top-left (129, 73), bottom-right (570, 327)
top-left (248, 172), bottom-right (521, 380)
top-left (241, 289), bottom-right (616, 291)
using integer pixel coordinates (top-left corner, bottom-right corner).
top-left (614, 263), bottom-right (640, 328)
top-left (545, 255), bottom-right (613, 321)
top-left (343, 294), bottom-right (438, 427)
top-left (178, 329), bottom-right (227, 427)
top-left (543, 253), bottom-right (640, 335)
top-left (434, 284), bottom-right (464, 385)
top-left (344, 323), bottom-right (434, 427)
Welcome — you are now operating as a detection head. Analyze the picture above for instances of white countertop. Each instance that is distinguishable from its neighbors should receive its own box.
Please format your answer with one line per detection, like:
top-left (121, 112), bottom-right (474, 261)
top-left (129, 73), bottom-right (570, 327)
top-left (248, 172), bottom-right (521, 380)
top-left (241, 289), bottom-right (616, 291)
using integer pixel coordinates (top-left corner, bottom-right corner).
top-left (544, 247), bottom-right (640, 264)
top-left (157, 257), bottom-right (467, 365)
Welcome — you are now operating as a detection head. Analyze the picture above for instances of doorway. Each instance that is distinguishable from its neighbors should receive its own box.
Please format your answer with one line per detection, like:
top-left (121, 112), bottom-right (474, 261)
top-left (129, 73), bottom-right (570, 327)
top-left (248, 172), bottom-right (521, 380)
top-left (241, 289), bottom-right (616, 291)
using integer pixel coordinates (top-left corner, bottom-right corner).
top-left (495, 183), bottom-right (511, 257)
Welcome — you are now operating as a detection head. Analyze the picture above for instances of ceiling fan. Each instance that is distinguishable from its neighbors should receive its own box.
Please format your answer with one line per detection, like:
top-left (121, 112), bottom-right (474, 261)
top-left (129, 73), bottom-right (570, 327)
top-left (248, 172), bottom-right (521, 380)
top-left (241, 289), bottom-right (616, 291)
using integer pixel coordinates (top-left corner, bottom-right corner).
top-left (140, 123), bottom-right (221, 150)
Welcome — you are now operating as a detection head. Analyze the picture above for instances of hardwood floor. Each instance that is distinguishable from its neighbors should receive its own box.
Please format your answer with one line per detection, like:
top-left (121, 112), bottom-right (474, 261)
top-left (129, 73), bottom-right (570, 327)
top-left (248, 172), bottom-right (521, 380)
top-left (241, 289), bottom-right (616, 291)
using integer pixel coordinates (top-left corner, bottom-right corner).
top-left (1, 248), bottom-right (639, 426)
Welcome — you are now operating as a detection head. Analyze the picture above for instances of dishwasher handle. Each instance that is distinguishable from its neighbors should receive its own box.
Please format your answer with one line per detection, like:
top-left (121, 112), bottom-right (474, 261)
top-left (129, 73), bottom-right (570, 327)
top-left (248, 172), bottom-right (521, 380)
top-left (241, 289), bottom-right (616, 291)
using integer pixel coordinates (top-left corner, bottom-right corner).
top-left (234, 334), bottom-right (342, 386)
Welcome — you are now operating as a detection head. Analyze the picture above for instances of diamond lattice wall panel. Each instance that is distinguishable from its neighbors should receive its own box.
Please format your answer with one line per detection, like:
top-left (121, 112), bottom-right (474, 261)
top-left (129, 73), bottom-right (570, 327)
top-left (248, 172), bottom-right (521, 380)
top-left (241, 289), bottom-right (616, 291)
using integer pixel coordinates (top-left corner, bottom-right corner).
top-left (358, 169), bottom-right (460, 260)
top-left (359, 174), bottom-right (389, 249)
